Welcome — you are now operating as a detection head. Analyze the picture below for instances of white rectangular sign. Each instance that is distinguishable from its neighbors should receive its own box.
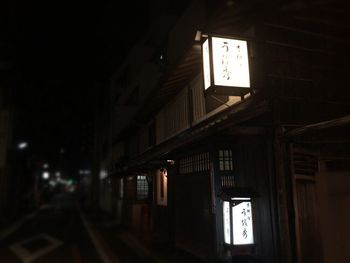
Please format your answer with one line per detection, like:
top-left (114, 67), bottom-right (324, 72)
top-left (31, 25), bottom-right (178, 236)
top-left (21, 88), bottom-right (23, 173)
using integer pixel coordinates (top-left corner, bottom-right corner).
top-left (232, 201), bottom-right (254, 245)
top-left (202, 39), bottom-right (211, 90)
top-left (212, 37), bottom-right (250, 88)
top-left (223, 201), bottom-right (231, 244)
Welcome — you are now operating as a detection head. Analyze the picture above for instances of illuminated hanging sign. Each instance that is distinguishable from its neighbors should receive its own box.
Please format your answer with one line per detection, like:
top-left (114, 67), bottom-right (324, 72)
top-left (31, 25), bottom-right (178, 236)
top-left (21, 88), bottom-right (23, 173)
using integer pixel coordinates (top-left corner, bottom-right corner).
top-left (202, 35), bottom-right (250, 95)
top-left (202, 39), bottom-right (211, 90)
top-left (232, 199), bottom-right (254, 245)
top-left (222, 197), bottom-right (254, 246)
top-left (223, 201), bottom-right (231, 244)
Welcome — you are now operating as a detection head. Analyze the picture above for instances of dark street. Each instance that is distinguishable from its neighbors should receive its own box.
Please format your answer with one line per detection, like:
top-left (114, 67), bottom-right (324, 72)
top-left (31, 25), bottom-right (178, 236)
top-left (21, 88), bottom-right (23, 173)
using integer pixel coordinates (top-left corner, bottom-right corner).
top-left (1, 193), bottom-right (100, 262)
top-left (0, 193), bottom-right (156, 263)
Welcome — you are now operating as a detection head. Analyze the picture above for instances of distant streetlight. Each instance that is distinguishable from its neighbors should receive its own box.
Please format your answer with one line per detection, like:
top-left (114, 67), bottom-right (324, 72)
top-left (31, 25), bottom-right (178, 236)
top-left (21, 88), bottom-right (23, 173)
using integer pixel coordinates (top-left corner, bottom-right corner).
top-left (42, 172), bottom-right (50, 180)
top-left (43, 163), bottom-right (49, 169)
top-left (17, 142), bottom-right (28, 150)
top-left (60, 148), bottom-right (65, 154)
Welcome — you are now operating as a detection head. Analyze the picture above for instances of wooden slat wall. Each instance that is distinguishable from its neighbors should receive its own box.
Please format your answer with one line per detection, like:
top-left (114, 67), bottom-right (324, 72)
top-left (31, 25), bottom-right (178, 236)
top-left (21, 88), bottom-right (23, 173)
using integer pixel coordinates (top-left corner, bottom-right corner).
top-left (290, 147), bottom-right (323, 263)
top-left (163, 88), bottom-right (190, 140)
top-left (236, 138), bottom-right (277, 262)
top-left (264, 9), bottom-right (350, 125)
top-left (295, 180), bottom-right (323, 263)
top-left (191, 74), bottom-right (206, 123)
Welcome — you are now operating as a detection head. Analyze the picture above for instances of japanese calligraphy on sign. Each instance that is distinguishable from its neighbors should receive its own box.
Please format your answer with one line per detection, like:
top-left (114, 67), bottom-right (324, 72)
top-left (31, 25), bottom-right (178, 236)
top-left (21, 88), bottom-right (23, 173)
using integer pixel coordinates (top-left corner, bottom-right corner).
top-left (202, 39), bottom-right (211, 90)
top-left (223, 201), bottom-right (231, 244)
top-left (212, 37), bottom-right (250, 88)
top-left (232, 201), bottom-right (254, 245)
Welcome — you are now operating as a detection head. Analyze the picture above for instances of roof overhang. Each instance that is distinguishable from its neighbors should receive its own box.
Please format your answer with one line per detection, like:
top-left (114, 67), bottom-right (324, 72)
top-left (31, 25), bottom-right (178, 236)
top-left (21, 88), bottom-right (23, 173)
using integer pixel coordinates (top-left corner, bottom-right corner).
top-left (284, 115), bottom-right (350, 145)
top-left (115, 95), bottom-right (269, 175)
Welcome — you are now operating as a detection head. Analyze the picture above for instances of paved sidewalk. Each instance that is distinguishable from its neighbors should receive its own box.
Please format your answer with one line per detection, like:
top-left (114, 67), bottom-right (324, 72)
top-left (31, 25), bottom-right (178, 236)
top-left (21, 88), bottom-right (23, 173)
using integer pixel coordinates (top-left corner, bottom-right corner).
top-left (83, 210), bottom-right (159, 262)
top-left (118, 231), bottom-right (175, 263)
top-left (83, 210), bottom-right (189, 263)
top-left (0, 207), bottom-right (40, 241)
top-left (83, 210), bottom-right (229, 263)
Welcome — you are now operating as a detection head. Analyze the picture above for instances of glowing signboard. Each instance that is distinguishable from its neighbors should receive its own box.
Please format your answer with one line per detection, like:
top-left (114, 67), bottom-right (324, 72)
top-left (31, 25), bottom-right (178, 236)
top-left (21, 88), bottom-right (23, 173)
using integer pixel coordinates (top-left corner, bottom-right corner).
top-left (222, 197), bottom-right (254, 246)
top-left (232, 200), bottom-right (254, 245)
top-left (201, 36), bottom-right (250, 95)
top-left (212, 37), bottom-right (250, 88)
top-left (223, 201), bottom-right (231, 244)
top-left (202, 39), bottom-right (211, 90)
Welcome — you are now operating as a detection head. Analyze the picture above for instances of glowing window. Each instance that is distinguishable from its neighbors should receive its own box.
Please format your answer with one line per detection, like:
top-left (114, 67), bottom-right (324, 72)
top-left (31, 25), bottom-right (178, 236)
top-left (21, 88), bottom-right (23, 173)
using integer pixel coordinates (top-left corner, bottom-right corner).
top-left (137, 175), bottom-right (148, 200)
top-left (219, 150), bottom-right (233, 171)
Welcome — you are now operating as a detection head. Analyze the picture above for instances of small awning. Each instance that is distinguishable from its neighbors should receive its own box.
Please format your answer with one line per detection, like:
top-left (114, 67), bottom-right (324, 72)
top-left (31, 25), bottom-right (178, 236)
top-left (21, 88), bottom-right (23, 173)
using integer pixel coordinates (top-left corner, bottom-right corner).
top-left (111, 159), bottom-right (171, 178)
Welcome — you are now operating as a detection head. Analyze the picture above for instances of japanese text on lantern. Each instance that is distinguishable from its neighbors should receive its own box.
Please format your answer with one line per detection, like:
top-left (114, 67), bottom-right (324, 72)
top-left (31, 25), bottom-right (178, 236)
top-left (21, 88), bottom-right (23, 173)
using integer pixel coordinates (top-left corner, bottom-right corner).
top-left (212, 37), bottom-right (250, 88)
top-left (232, 201), bottom-right (254, 245)
top-left (223, 201), bottom-right (231, 244)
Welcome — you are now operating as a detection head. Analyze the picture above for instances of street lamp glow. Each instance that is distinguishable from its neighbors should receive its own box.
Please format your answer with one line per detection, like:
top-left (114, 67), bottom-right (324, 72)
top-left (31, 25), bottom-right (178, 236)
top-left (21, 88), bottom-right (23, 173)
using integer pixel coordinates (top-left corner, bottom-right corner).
top-left (42, 172), bottom-right (50, 180)
top-left (17, 142), bottom-right (28, 149)
top-left (43, 163), bottom-right (49, 169)
top-left (55, 172), bottom-right (61, 178)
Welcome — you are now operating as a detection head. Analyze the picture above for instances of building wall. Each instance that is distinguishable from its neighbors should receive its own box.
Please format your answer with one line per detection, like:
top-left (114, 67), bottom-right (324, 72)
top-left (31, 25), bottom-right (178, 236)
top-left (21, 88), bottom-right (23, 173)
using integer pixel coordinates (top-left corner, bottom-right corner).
top-left (318, 169), bottom-right (350, 263)
top-left (175, 170), bottom-right (214, 258)
top-left (0, 79), bottom-right (13, 221)
top-left (235, 137), bottom-right (278, 262)
top-left (120, 175), bottom-right (152, 236)
top-left (108, 1), bottom-right (349, 262)
top-left (263, 10), bottom-right (350, 126)
top-left (0, 111), bottom-right (9, 168)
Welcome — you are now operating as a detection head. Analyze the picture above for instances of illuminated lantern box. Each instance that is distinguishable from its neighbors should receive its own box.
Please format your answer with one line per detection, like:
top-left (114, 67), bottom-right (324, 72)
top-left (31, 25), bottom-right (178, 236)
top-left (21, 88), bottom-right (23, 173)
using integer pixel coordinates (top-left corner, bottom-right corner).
top-left (202, 35), bottom-right (251, 96)
top-left (220, 188), bottom-right (257, 247)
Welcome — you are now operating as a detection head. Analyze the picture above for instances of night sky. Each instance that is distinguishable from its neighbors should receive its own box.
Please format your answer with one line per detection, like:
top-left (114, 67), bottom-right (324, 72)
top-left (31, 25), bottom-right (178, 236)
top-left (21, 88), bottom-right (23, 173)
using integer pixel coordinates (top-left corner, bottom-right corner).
top-left (4, 0), bottom-right (151, 172)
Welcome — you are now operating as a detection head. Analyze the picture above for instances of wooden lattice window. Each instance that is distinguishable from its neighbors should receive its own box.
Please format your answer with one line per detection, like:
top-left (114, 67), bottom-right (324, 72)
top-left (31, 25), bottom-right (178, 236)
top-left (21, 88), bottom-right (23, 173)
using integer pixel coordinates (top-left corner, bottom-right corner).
top-left (219, 150), bottom-right (233, 171)
top-left (179, 152), bottom-right (210, 174)
top-left (137, 175), bottom-right (148, 200)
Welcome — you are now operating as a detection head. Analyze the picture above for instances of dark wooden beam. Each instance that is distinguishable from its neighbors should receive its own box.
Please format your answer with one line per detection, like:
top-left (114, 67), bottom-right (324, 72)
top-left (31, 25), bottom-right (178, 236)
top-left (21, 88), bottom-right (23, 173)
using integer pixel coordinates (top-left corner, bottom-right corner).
top-left (285, 115), bottom-right (350, 138)
top-left (225, 126), bottom-right (266, 135)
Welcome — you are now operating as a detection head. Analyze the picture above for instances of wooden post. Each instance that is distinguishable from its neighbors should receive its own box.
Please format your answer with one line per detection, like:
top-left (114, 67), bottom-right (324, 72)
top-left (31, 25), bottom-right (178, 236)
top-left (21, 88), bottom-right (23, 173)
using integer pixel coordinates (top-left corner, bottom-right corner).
top-left (273, 128), bottom-right (293, 263)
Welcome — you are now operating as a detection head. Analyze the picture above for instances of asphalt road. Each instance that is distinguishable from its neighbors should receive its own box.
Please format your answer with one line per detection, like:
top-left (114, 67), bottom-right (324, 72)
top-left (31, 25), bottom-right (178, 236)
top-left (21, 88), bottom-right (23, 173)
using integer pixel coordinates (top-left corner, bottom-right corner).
top-left (0, 192), bottom-right (152, 263)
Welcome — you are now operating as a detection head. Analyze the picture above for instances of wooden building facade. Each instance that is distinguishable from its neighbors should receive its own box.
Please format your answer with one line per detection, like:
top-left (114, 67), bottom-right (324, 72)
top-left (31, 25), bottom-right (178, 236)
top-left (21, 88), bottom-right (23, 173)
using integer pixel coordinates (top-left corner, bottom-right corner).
top-left (93, 1), bottom-right (350, 262)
